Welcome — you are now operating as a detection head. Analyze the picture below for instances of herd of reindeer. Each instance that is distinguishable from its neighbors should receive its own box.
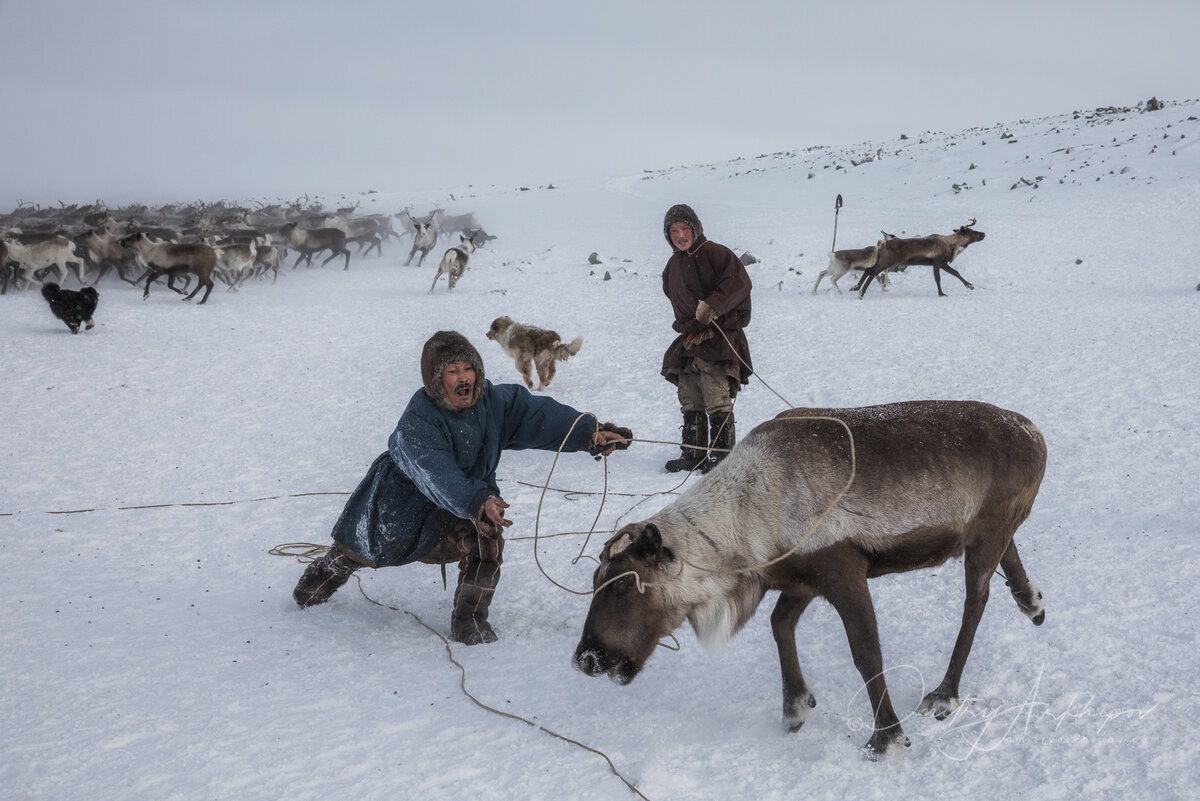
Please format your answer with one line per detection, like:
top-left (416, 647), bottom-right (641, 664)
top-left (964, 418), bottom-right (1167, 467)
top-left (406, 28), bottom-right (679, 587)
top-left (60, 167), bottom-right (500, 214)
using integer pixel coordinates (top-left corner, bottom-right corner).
top-left (0, 197), bottom-right (991, 314)
top-left (0, 200), bottom-right (490, 305)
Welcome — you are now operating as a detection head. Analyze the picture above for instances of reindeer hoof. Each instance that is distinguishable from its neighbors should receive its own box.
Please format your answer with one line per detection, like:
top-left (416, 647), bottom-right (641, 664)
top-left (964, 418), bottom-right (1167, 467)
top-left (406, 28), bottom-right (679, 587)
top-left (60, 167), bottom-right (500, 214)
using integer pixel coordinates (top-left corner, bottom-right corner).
top-left (1013, 583), bottom-right (1045, 625)
top-left (965, 283), bottom-right (975, 290)
top-left (783, 690), bottom-right (817, 732)
top-left (918, 691), bottom-right (961, 720)
top-left (862, 728), bottom-right (910, 760)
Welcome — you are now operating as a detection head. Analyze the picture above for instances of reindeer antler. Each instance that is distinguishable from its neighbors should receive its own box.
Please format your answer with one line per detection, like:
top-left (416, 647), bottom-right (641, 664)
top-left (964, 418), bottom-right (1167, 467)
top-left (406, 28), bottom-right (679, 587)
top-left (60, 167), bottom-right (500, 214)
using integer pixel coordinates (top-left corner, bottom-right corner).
top-left (965, 218), bottom-right (977, 228)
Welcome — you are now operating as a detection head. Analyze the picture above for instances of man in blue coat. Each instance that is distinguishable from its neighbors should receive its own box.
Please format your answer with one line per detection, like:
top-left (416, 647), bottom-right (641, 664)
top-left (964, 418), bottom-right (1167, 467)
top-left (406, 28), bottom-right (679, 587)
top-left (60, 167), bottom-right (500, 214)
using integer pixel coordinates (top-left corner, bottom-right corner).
top-left (292, 330), bottom-right (632, 645)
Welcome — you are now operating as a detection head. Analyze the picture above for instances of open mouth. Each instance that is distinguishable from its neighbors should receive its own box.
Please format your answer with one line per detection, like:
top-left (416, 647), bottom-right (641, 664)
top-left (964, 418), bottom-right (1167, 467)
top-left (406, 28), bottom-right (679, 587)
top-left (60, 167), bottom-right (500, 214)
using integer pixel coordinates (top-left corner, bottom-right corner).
top-left (454, 383), bottom-right (473, 401)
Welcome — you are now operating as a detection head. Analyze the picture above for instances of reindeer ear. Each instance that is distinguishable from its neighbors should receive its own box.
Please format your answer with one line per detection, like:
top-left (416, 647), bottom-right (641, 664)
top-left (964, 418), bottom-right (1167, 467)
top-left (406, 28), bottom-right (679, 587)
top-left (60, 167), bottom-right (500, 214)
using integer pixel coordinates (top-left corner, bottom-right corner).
top-left (632, 523), bottom-right (672, 566)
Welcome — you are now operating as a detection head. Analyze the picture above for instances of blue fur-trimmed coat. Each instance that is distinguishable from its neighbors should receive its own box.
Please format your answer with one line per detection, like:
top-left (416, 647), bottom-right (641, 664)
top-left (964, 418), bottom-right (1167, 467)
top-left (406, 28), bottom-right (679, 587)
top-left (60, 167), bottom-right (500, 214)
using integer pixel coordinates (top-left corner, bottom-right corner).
top-left (331, 380), bottom-right (597, 566)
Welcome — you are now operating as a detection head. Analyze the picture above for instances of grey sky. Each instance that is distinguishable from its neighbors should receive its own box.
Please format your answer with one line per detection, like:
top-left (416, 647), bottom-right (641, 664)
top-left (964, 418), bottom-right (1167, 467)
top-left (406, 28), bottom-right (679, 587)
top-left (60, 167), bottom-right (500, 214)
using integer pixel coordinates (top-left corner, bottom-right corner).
top-left (1, 0), bottom-right (1194, 207)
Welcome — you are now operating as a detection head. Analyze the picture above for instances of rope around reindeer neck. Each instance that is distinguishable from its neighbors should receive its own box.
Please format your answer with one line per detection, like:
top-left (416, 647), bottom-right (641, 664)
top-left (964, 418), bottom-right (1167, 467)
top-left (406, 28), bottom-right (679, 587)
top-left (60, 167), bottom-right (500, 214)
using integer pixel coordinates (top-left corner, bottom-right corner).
top-left (524, 320), bottom-right (858, 599)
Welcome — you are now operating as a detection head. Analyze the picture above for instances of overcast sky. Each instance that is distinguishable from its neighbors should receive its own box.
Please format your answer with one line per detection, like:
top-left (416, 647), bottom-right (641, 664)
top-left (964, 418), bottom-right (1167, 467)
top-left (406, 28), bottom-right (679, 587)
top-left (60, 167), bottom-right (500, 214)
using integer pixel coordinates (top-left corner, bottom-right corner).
top-left (1, 0), bottom-right (1195, 207)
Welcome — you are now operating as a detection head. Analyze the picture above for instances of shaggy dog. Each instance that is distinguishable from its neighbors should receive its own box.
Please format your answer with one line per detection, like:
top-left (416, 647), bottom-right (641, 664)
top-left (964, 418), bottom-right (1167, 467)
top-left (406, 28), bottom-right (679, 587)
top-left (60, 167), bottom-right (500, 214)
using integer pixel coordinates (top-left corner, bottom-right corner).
top-left (485, 316), bottom-right (582, 391)
top-left (41, 282), bottom-right (98, 334)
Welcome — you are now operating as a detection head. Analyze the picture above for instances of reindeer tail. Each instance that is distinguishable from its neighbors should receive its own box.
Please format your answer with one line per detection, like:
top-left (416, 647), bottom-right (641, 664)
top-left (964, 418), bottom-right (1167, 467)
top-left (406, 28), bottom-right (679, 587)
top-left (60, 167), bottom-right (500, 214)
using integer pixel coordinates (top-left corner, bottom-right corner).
top-left (557, 336), bottom-right (583, 360)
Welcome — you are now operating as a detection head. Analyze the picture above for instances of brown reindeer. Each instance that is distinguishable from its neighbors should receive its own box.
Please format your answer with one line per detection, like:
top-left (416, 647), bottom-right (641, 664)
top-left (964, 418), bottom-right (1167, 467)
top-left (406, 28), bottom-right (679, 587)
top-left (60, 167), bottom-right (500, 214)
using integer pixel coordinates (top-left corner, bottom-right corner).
top-left (574, 400), bottom-right (1047, 758)
top-left (857, 220), bottom-right (986, 298)
top-left (120, 232), bottom-right (219, 304)
top-left (278, 223), bottom-right (351, 270)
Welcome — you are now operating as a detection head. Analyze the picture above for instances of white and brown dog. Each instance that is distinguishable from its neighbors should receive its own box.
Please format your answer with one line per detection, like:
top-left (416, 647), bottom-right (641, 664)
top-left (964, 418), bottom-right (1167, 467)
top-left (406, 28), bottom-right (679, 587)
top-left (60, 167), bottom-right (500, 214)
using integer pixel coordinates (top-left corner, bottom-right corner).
top-left (485, 316), bottom-right (583, 391)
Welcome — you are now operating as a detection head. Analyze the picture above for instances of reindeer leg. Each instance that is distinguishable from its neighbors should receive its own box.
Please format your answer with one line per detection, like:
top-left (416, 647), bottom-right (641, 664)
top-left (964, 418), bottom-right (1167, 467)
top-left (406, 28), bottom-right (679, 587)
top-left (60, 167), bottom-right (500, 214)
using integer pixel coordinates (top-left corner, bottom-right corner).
top-left (183, 275), bottom-right (203, 302)
top-left (1000, 539), bottom-right (1044, 625)
top-left (770, 590), bottom-right (818, 732)
top-left (919, 538), bottom-right (997, 719)
top-left (197, 278), bottom-right (214, 305)
top-left (856, 270), bottom-right (878, 299)
top-left (825, 571), bottom-right (909, 757)
top-left (933, 265), bottom-right (947, 296)
top-left (429, 271), bottom-right (442, 294)
top-left (941, 264), bottom-right (974, 291)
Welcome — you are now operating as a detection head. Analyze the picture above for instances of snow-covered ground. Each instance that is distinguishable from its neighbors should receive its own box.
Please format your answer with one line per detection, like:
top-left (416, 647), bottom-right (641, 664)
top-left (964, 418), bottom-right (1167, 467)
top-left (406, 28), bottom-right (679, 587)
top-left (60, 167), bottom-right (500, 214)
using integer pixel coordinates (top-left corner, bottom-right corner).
top-left (3, 100), bottom-right (1198, 801)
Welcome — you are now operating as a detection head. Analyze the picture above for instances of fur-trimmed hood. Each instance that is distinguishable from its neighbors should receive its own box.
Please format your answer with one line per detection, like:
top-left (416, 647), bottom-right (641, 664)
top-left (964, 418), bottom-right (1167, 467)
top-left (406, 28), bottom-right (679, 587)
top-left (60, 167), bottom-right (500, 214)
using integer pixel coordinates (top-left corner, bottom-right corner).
top-left (420, 330), bottom-right (485, 410)
top-left (663, 204), bottom-right (705, 252)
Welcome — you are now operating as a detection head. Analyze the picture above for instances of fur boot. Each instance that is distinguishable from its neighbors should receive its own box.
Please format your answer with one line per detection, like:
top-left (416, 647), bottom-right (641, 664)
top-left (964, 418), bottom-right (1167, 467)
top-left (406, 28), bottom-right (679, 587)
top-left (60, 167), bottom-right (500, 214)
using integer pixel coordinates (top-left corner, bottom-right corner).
top-left (702, 411), bottom-right (736, 474)
top-left (664, 411), bottom-right (709, 472)
top-left (292, 545), bottom-right (362, 607)
top-left (449, 521), bottom-right (505, 645)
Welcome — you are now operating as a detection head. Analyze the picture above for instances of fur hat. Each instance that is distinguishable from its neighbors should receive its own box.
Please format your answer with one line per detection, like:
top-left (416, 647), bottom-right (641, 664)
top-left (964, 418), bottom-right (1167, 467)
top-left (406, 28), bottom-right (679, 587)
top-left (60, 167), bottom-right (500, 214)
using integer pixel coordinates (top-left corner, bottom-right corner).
top-left (421, 330), bottom-right (485, 410)
top-left (663, 204), bottom-right (704, 250)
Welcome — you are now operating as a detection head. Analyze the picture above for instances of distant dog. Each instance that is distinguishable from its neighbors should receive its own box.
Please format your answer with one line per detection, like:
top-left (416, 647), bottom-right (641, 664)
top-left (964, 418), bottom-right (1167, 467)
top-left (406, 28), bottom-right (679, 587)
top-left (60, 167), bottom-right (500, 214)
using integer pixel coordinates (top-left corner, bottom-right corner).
top-left (486, 316), bottom-right (582, 391)
top-left (41, 282), bottom-right (98, 334)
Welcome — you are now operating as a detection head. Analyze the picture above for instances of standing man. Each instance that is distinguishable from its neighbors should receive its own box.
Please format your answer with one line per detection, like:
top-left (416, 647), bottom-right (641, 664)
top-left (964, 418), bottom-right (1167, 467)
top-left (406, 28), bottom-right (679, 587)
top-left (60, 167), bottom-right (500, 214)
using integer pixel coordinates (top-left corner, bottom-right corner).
top-left (292, 330), bottom-right (632, 645)
top-left (660, 204), bottom-right (752, 473)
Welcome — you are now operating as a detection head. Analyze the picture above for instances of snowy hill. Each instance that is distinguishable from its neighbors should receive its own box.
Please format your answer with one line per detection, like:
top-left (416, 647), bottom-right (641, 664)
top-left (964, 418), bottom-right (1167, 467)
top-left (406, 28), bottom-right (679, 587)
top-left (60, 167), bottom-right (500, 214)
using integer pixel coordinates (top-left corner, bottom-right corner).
top-left (3, 99), bottom-right (1198, 801)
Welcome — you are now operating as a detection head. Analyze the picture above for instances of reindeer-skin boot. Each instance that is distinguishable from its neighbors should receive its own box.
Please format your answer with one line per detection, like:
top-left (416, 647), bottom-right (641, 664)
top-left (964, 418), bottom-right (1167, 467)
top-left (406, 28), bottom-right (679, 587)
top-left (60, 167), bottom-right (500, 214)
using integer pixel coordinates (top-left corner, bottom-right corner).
top-left (664, 411), bottom-right (709, 472)
top-left (449, 522), bottom-right (504, 645)
top-left (292, 545), bottom-right (362, 608)
top-left (702, 411), bottom-right (736, 474)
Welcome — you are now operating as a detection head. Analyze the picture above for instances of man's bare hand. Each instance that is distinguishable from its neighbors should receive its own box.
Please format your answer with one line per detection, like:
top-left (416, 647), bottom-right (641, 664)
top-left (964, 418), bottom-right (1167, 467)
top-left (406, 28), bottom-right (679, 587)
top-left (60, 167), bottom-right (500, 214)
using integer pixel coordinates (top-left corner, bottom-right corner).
top-left (480, 496), bottom-right (512, 531)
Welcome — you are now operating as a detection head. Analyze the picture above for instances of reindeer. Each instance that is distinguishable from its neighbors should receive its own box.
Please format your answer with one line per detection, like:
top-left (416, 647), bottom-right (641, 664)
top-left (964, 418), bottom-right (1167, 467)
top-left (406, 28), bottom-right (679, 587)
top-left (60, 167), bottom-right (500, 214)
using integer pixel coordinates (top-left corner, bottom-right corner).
top-left (394, 208), bottom-right (421, 241)
top-left (278, 223), bottom-right (351, 270)
top-left (343, 217), bottom-right (384, 257)
top-left (211, 242), bottom-right (258, 292)
top-left (429, 209), bottom-right (482, 242)
top-left (321, 214), bottom-right (385, 257)
top-left (253, 244), bottom-right (283, 284)
top-left (2, 234), bottom-right (88, 289)
top-left (74, 228), bottom-right (142, 285)
top-left (120, 232), bottom-right (219, 304)
top-left (406, 220), bottom-right (438, 266)
top-left (574, 400), bottom-right (1047, 758)
top-left (857, 220), bottom-right (986, 298)
top-left (812, 246), bottom-right (885, 295)
top-left (0, 240), bottom-right (10, 294)
top-left (429, 233), bottom-right (477, 293)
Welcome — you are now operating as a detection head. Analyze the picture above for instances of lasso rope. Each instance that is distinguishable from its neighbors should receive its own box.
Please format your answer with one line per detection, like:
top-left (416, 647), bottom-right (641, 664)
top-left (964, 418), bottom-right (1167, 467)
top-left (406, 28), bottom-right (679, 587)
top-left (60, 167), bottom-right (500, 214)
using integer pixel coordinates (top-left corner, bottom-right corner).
top-left (268, 543), bottom-right (650, 801)
top-left (545, 321), bottom-right (859, 598)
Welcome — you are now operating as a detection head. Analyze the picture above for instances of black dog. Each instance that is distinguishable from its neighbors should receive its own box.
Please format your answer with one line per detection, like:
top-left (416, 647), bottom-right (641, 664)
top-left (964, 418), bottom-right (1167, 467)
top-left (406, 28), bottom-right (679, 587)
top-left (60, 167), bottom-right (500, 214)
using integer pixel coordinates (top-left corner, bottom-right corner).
top-left (41, 282), bottom-right (99, 334)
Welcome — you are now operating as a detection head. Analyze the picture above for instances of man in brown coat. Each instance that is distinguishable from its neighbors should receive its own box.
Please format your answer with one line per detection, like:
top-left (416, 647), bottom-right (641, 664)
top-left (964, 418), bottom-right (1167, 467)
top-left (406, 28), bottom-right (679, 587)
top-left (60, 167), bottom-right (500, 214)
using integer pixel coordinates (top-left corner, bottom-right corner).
top-left (660, 204), bottom-right (752, 473)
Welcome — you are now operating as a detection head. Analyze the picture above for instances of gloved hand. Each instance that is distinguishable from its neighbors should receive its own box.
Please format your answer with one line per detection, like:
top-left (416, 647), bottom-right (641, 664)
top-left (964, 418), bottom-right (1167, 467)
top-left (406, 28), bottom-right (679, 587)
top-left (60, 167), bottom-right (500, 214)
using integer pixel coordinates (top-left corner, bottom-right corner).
top-left (695, 300), bottom-right (718, 325)
top-left (589, 422), bottom-right (633, 457)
